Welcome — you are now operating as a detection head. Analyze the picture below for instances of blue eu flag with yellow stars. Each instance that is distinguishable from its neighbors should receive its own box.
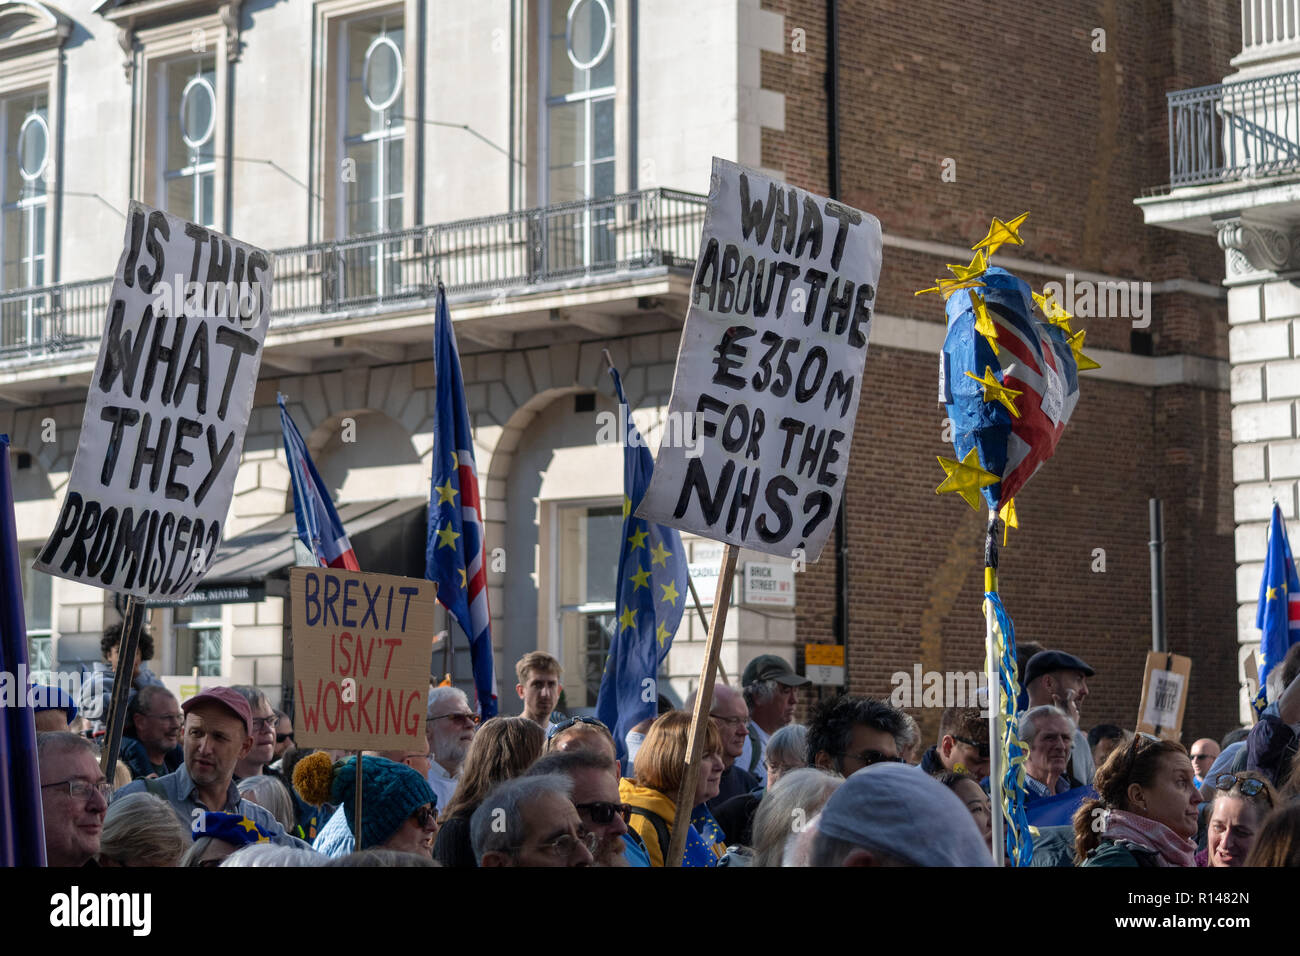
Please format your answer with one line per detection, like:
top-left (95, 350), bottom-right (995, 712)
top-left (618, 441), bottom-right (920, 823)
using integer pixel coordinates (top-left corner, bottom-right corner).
top-left (1254, 503), bottom-right (1300, 716)
top-left (596, 366), bottom-right (690, 766)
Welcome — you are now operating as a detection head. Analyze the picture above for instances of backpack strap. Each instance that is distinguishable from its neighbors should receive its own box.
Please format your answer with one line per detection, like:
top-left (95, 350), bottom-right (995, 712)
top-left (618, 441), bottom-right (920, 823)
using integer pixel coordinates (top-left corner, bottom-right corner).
top-left (627, 805), bottom-right (671, 865)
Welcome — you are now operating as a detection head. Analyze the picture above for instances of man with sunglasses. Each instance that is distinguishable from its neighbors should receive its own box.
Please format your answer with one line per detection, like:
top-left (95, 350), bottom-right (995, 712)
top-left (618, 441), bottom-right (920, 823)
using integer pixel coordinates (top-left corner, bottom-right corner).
top-left (808, 694), bottom-right (907, 775)
top-left (38, 732), bottom-right (110, 867)
top-left (425, 686), bottom-right (478, 810)
top-left (919, 707), bottom-right (990, 779)
top-left (528, 749), bottom-right (634, 866)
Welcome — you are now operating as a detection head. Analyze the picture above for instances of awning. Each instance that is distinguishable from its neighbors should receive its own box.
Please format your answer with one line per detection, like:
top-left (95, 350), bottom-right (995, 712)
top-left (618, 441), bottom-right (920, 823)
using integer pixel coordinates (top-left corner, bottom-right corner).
top-left (194, 497), bottom-right (429, 596)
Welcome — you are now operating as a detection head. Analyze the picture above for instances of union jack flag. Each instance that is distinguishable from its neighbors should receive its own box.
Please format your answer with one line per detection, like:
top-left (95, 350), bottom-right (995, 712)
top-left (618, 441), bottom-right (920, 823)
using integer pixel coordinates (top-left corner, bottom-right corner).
top-left (278, 394), bottom-right (360, 571)
top-left (942, 267), bottom-right (1080, 509)
top-left (426, 285), bottom-right (498, 717)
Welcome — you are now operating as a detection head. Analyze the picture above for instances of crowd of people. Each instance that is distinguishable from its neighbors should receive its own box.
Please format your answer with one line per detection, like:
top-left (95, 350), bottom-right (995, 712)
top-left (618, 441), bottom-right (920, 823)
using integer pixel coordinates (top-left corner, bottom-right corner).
top-left (30, 638), bottom-right (1300, 867)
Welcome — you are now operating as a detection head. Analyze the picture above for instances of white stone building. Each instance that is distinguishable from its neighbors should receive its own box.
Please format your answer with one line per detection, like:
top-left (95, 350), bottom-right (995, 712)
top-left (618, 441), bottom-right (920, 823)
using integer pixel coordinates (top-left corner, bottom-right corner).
top-left (1138, 0), bottom-right (1300, 717)
top-left (0, 0), bottom-right (800, 714)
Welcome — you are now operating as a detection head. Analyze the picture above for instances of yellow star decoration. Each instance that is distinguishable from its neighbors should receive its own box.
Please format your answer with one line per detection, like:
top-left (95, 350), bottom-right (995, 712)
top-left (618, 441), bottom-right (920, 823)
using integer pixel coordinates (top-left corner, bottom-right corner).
top-left (970, 291), bottom-right (998, 353)
top-left (458, 567), bottom-right (467, 589)
top-left (935, 447), bottom-right (1000, 511)
top-left (660, 580), bottom-right (680, 605)
top-left (915, 277), bottom-right (986, 300)
top-left (999, 498), bottom-right (1019, 547)
top-left (239, 817), bottom-right (259, 833)
top-left (434, 478), bottom-right (458, 506)
top-left (618, 607), bottom-right (638, 632)
top-left (656, 621), bottom-right (671, 648)
top-left (629, 566), bottom-right (652, 591)
top-left (649, 541), bottom-right (672, 567)
top-left (1033, 290), bottom-right (1074, 334)
top-left (947, 250), bottom-right (988, 281)
top-left (1067, 329), bottom-right (1102, 371)
top-left (964, 365), bottom-right (1023, 419)
top-left (623, 495), bottom-right (631, 520)
top-left (450, 452), bottom-right (459, 469)
top-left (971, 212), bottom-right (1030, 257)
top-left (627, 527), bottom-right (649, 552)
top-left (436, 525), bottom-right (461, 549)
top-left (1267, 585), bottom-right (1279, 601)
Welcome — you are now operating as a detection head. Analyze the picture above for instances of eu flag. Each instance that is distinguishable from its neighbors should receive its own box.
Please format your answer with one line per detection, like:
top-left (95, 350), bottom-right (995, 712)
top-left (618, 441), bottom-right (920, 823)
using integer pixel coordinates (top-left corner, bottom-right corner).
top-left (596, 367), bottom-right (690, 765)
top-left (1254, 503), bottom-right (1300, 715)
top-left (0, 434), bottom-right (45, 864)
top-left (426, 285), bottom-right (497, 718)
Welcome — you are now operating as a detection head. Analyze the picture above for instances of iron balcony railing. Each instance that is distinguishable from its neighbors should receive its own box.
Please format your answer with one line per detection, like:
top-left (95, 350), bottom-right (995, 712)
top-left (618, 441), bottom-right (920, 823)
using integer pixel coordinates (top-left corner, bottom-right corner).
top-left (1169, 69), bottom-right (1300, 187)
top-left (0, 187), bottom-right (707, 360)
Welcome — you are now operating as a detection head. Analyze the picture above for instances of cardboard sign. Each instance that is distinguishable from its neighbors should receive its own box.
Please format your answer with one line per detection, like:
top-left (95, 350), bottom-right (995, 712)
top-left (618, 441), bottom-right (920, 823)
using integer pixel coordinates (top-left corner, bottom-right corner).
top-left (34, 201), bottom-right (272, 600)
top-left (637, 158), bottom-right (882, 561)
top-left (291, 567), bottom-right (436, 751)
top-left (1136, 651), bottom-right (1192, 741)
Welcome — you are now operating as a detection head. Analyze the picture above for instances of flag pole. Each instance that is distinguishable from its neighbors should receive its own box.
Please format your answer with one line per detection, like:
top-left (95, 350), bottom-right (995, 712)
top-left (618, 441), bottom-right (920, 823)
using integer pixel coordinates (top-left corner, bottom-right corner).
top-left (354, 750), bottom-right (364, 848)
top-left (100, 597), bottom-right (145, 781)
top-left (684, 575), bottom-right (728, 685)
top-left (667, 543), bottom-right (738, 867)
top-left (984, 509), bottom-right (1005, 867)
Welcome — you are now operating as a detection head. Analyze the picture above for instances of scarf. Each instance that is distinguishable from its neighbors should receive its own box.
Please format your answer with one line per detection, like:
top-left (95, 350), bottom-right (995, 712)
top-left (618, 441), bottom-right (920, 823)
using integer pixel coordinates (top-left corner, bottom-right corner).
top-left (1102, 809), bottom-right (1196, 867)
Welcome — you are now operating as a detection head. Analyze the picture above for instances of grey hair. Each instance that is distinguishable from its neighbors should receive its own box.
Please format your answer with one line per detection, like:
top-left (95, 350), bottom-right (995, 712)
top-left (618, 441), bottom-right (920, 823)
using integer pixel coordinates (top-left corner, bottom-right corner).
top-left (1020, 705), bottom-right (1074, 745)
top-left (427, 685), bottom-right (470, 718)
top-left (230, 684), bottom-right (269, 712)
top-left (181, 836), bottom-right (224, 867)
top-left (237, 774), bottom-right (295, 831)
top-left (897, 712), bottom-right (921, 753)
top-left (765, 723), bottom-right (808, 771)
top-left (219, 843), bottom-right (321, 867)
top-left (99, 792), bottom-right (189, 866)
top-left (743, 678), bottom-right (780, 709)
top-left (37, 731), bottom-right (99, 768)
top-left (470, 774), bottom-right (573, 863)
top-left (751, 767), bottom-right (844, 867)
top-left (325, 849), bottom-right (439, 867)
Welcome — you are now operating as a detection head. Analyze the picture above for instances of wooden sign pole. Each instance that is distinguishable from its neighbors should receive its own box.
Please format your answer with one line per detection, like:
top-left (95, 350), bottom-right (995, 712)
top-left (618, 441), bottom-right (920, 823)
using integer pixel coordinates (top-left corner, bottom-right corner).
top-left (354, 751), bottom-right (364, 848)
top-left (100, 597), bottom-right (145, 780)
top-left (666, 544), bottom-right (738, 867)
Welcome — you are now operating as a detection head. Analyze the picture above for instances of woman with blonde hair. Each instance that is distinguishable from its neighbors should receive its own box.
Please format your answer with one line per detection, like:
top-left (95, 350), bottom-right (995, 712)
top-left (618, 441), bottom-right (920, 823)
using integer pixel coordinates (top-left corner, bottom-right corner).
top-left (433, 716), bottom-right (545, 867)
top-left (619, 711), bottom-right (727, 867)
top-left (1201, 771), bottom-right (1278, 867)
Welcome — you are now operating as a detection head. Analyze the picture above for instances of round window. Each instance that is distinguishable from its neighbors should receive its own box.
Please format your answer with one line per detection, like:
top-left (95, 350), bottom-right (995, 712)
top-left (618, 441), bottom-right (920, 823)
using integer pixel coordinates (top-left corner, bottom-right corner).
top-left (17, 111), bottom-right (49, 182)
top-left (180, 75), bottom-right (216, 149)
top-left (363, 34), bottom-right (404, 112)
top-left (566, 0), bottom-right (612, 71)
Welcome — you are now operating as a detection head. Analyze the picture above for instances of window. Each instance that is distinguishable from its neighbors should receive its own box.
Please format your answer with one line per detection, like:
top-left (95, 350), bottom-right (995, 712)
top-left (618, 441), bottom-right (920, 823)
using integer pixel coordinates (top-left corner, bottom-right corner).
top-left (0, 91), bottom-right (48, 347)
top-left (22, 547), bottom-right (52, 676)
top-left (557, 503), bottom-right (623, 707)
top-left (340, 14), bottom-right (405, 238)
top-left (160, 56), bottom-right (217, 227)
top-left (174, 604), bottom-right (222, 676)
top-left (545, 0), bottom-right (616, 269)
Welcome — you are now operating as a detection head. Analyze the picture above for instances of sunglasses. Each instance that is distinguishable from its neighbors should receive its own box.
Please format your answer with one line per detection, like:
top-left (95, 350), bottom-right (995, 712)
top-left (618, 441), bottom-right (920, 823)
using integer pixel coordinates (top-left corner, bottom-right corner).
top-left (953, 735), bottom-right (990, 759)
top-left (546, 715), bottom-right (610, 739)
top-left (1214, 773), bottom-right (1269, 800)
top-left (276, 733), bottom-right (295, 744)
top-left (839, 750), bottom-right (902, 768)
top-left (411, 803), bottom-right (438, 827)
top-left (573, 801), bottom-right (631, 826)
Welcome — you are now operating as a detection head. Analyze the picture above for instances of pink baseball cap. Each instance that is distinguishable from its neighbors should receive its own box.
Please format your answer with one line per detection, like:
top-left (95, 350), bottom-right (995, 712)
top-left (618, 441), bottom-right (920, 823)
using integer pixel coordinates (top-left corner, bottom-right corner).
top-left (181, 686), bottom-right (252, 734)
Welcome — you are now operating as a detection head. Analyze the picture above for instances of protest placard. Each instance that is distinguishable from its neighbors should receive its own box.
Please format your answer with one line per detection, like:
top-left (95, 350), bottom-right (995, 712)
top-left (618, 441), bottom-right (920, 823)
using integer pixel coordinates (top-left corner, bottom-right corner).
top-left (636, 157), bottom-right (883, 562)
top-left (34, 201), bottom-right (272, 601)
top-left (1136, 651), bottom-right (1192, 741)
top-left (291, 567), bottom-right (436, 751)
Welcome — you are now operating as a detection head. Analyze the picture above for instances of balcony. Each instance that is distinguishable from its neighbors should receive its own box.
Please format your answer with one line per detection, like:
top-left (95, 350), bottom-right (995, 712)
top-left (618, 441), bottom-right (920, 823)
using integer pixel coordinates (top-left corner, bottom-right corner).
top-left (0, 187), bottom-right (707, 382)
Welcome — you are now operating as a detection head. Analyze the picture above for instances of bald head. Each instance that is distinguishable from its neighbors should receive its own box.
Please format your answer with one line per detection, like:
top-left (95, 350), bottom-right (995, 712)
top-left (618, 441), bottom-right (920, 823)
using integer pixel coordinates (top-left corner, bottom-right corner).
top-left (1189, 738), bottom-right (1220, 780)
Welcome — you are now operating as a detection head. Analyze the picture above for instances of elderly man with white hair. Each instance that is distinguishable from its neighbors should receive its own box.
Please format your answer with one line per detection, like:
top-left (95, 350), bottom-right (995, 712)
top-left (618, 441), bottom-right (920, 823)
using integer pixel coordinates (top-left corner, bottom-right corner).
top-left (425, 686), bottom-right (478, 810)
top-left (1020, 704), bottom-right (1078, 804)
top-left (684, 683), bottom-right (761, 809)
top-left (471, 774), bottom-right (595, 867)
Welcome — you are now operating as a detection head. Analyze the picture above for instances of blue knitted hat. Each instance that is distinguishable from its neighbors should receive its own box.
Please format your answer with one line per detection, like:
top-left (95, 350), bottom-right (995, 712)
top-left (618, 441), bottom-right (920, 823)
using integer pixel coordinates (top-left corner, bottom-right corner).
top-left (332, 756), bottom-right (435, 849)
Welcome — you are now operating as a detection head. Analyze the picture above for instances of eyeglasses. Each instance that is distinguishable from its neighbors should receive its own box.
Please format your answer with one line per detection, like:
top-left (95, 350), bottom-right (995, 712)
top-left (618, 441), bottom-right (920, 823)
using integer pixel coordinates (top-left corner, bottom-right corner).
top-left (546, 715), bottom-right (609, 739)
top-left (428, 712), bottom-right (480, 726)
top-left (573, 801), bottom-right (631, 825)
top-left (710, 714), bottom-right (747, 728)
top-left (276, 733), bottom-right (295, 744)
top-left (411, 803), bottom-right (438, 828)
top-left (250, 717), bottom-right (277, 733)
top-left (515, 831), bottom-right (598, 858)
top-left (145, 712), bottom-right (184, 724)
top-left (953, 735), bottom-right (991, 759)
top-left (41, 778), bottom-right (112, 802)
top-left (837, 750), bottom-right (902, 768)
